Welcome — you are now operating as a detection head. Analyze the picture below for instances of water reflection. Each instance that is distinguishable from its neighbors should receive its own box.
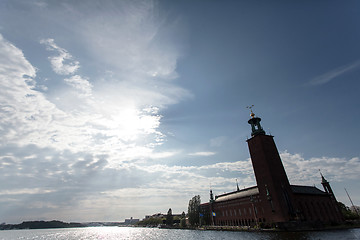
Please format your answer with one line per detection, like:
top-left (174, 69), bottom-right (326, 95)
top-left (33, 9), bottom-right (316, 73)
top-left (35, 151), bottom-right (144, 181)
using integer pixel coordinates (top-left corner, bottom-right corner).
top-left (0, 227), bottom-right (359, 240)
top-left (251, 229), bottom-right (360, 240)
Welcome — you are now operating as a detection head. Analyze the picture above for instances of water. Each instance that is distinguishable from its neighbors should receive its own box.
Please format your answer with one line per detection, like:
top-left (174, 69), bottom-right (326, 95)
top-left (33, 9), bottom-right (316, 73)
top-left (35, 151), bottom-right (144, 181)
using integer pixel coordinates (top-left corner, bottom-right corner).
top-left (0, 227), bottom-right (359, 240)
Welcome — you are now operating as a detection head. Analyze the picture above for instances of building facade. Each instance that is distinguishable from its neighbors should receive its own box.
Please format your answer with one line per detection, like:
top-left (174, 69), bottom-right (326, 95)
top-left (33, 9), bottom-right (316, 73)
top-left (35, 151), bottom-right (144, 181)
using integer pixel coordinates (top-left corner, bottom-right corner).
top-left (200, 112), bottom-right (343, 228)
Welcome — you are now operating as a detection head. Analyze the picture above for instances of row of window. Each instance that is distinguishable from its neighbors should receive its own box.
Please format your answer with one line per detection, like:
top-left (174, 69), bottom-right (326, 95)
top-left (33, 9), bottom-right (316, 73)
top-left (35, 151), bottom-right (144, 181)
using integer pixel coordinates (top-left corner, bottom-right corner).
top-left (217, 205), bottom-right (263, 218)
top-left (216, 217), bottom-right (267, 226)
top-left (298, 200), bottom-right (340, 222)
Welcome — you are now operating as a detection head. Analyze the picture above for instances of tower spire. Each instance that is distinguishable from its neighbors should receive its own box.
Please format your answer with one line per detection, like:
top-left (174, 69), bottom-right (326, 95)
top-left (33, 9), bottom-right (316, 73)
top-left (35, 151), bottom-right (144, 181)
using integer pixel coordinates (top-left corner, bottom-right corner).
top-left (209, 183), bottom-right (214, 202)
top-left (236, 179), bottom-right (240, 191)
top-left (319, 169), bottom-right (327, 184)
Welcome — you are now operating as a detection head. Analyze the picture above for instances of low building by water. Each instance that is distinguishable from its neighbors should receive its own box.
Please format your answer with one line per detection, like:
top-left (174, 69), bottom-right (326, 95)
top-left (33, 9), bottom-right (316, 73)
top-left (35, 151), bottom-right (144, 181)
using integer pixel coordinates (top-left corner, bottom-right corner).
top-left (200, 111), bottom-right (344, 229)
top-left (124, 217), bottom-right (140, 225)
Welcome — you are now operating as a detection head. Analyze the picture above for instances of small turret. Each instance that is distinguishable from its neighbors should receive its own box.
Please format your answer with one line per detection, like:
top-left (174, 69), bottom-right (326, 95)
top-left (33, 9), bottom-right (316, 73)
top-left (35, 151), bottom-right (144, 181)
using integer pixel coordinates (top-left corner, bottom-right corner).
top-left (320, 170), bottom-right (334, 195)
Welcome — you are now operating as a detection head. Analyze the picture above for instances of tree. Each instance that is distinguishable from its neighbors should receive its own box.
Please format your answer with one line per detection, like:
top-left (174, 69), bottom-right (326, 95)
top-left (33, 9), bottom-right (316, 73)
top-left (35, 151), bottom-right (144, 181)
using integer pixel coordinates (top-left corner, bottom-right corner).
top-left (338, 201), bottom-right (360, 220)
top-left (166, 208), bottom-right (173, 225)
top-left (180, 211), bottom-right (187, 228)
top-left (188, 195), bottom-right (201, 227)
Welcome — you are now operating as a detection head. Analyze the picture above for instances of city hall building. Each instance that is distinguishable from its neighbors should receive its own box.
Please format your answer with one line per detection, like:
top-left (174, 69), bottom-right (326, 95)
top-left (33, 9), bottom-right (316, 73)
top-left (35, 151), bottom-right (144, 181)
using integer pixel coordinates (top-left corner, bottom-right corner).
top-left (200, 111), bottom-right (343, 228)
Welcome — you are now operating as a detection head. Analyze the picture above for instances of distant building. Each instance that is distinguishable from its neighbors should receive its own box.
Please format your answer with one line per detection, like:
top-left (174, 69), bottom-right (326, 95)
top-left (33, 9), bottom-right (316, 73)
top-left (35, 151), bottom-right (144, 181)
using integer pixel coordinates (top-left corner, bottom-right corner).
top-left (145, 212), bottom-right (183, 219)
top-left (200, 111), bottom-right (343, 228)
top-left (145, 213), bottom-right (164, 219)
top-left (124, 217), bottom-right (139, 225)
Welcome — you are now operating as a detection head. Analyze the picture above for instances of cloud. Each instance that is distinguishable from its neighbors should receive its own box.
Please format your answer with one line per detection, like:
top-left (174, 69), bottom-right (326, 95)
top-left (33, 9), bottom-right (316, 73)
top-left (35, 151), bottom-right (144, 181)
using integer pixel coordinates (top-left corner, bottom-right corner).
top-left (308, 60), bottom-right (360, 86)
top-left (148, 151), bottom-right (180, 159)
top-left (0, 2), bottom-right (192, 221)
top-left (40, 38), bottom-right (80, 75)
top-left (0, 34), bottom-right (36, 79)
top-left (64, 75), bottom-right (93, 97)
top-left (188, 151), bottom-right (216, 156)
top-left (281, 151), bottom-right (360, 185)
top-left (0, 34), bottom-right (64, 149)
top-left (0, 188), bottom-right (55, 195)
top-left (0, 33), bottom-right (169, 162)
top-left (75, 0), bottom-right (185, 80)
top-left (0, 128), bottom-right (358, 222)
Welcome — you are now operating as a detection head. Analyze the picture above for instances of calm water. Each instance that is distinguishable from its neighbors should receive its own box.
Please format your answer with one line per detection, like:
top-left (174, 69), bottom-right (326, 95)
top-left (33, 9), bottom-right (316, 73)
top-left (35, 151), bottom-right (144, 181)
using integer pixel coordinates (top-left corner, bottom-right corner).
top-left (0, 227), bottom-right (359, 240)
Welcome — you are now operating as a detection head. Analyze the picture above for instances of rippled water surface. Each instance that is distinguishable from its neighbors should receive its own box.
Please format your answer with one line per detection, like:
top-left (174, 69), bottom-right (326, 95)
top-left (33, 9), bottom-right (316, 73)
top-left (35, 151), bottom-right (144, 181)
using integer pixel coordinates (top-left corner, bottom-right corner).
top-left (0, 227), bottom-right (360, 240)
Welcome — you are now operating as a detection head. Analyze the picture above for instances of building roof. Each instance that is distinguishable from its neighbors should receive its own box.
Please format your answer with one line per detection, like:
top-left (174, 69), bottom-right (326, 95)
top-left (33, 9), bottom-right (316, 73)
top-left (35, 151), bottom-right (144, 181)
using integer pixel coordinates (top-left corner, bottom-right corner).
top-left (215, 186), bottom-right (259, 202)
top-left (291, 185), bottom-right (327, 195)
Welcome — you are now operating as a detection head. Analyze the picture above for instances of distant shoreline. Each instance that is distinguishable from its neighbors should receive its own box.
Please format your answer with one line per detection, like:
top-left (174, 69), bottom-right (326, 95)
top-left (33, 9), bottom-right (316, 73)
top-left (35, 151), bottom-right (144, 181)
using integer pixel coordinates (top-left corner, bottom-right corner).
top-left (0, 220), bottom-right (84, 230)
top-left (2, 220), bottom-right (360, 232)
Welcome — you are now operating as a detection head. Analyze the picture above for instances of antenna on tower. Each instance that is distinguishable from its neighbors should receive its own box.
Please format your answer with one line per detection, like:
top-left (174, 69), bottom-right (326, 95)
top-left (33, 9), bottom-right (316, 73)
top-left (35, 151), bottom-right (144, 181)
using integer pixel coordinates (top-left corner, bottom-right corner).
top-left (345, 188), bottom-right (360, 217)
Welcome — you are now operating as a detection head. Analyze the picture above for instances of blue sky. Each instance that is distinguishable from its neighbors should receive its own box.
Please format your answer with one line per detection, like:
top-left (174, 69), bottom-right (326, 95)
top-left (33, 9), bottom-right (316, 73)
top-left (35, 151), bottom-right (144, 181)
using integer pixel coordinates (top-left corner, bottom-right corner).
top-left (0, 0), bottom-right (359, 223)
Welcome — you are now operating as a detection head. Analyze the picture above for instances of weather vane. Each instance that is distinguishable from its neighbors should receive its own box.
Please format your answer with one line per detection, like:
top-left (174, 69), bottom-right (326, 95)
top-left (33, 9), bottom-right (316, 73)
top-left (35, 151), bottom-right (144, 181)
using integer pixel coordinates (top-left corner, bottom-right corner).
top-left (246, 105), bottom-right (255, 118)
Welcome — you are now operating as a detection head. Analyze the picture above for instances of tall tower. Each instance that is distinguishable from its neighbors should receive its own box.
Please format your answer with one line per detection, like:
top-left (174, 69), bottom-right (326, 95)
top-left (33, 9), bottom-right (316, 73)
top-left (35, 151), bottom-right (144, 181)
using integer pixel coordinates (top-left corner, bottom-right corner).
top-left (246, 109), bottom-right (295, 223)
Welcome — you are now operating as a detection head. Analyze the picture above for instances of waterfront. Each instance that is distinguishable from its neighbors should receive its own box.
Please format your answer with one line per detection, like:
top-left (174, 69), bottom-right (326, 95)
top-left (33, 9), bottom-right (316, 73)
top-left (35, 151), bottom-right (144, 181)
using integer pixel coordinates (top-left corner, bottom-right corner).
top-left (0, 227), bottom-right (359, 240)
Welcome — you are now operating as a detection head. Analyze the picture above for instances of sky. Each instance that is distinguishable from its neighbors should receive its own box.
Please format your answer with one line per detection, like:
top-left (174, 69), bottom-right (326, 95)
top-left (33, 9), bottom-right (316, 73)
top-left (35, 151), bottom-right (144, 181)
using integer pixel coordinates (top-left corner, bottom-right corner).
top-left (0, 0), bottom-right (359, 223)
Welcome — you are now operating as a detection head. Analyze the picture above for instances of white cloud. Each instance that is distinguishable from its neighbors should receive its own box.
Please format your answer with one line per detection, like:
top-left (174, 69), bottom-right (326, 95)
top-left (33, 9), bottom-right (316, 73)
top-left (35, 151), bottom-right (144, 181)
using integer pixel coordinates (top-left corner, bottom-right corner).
top-left (281, 151), bottom-right (360, 185)
top-left (188, 151), bottom-right (216, 156)
top-left (0, 188), bottom-right (55, 195)
top-left (64, 75), bottom-right (93, 97)
top-left (0, 4), bottom-right (194, 221)
top-left (308, 60), bottom-right (360, 86)
top-left (0, 34), bottom-right (36, 79)
top-left (40, 38), bottom-right (79, 75)
top-left (148, 151), bottom-right (180, 159)
top-left (0, 34), bottom-right (65, 148)
top-left (0, 34), bottom-right (166, 166)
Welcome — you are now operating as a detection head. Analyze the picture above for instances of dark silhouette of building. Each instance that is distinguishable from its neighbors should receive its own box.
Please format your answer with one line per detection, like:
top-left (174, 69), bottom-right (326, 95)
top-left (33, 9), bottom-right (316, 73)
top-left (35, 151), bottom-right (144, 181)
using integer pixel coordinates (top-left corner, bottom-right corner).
top-left (200, 111), bottom-right (343, 228)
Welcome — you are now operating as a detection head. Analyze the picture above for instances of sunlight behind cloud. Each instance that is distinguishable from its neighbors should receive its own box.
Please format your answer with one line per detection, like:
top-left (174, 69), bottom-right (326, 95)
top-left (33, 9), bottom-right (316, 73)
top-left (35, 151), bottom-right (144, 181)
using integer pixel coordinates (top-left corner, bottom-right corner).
top-left (0, 0), bottom-right (190, 172)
